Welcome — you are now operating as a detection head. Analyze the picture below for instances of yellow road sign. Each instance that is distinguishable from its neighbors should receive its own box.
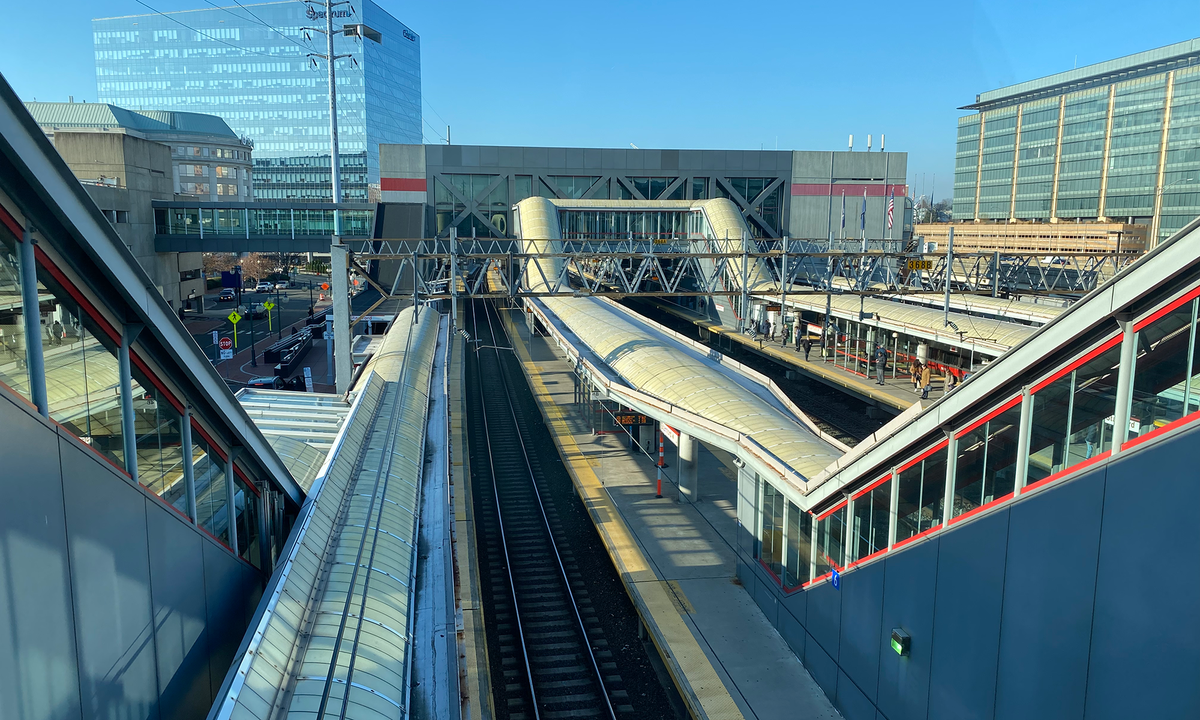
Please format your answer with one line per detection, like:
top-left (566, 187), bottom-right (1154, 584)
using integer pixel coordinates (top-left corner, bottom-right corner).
top-left (227, 310), bottom-right (242, 324)
top-left (907, 260), bottom-right (934, 271)
top-left (262, 301), bottom-right (275, 310)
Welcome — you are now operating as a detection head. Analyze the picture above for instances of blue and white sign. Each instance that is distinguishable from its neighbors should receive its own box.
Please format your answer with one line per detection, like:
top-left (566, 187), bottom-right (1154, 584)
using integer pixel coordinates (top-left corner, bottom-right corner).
top-left (831, 567), bottom-right (841, 590)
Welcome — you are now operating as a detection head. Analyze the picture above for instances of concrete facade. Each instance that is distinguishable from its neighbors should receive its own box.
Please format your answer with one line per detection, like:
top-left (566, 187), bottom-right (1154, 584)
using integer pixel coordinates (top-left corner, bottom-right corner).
top-left (51, 131), bottom-right (205, 309)
top-left (380, 144), bottom-right (912, 242)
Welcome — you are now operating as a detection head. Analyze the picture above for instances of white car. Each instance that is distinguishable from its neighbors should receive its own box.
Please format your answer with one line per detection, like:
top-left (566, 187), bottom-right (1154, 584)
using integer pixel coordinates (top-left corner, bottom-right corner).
top-left (275, 280), bottom-right (289, 289)
top-left (255, 281), bottom-right (273, 292)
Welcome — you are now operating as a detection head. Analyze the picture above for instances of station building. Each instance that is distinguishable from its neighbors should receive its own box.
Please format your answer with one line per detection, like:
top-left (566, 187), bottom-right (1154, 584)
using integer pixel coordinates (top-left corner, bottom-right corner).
top-left (378, 143), bottom-right (913, 242)
top-left (953, 37), bottom-right (1200, 247)
top-left (93, 0), bottom-right (422, 202)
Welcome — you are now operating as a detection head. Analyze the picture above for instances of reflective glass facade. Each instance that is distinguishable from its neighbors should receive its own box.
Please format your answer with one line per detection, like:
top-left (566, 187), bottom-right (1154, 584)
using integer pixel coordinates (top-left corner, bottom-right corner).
top-left (93, 0), bottom-right (421, 202)
top-left (955, 48), bottom-right (1200, 246)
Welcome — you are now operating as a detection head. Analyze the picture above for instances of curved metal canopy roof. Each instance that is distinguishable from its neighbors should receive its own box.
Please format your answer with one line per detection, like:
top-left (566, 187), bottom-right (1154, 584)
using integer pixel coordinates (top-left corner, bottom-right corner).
top-left (515, 196), bottom-right (841, 481)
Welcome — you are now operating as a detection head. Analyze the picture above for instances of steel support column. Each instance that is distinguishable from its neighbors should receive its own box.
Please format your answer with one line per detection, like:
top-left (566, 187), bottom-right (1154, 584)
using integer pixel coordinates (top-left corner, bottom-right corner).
top-left (119, 322), bottom-right (144, 479)
top-left (1112, 315), bottom-right (1137, 452)
top-left (678, 432), bottom-right (699, 503)
top-left (182, 406), bottom-right (197, 523)
top-left (18, 225), bottom-right (47, 417)
top-left (1014, 387), bottom-right (1033, 493)
top-left (330, 243), bottom-right (353, 393)
top-left (226, 446), bottom-right (240, 554)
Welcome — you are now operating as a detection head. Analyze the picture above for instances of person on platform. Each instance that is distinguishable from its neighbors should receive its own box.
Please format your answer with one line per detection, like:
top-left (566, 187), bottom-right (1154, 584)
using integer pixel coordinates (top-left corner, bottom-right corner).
top-left (874, 344), bottom-right (888, 385)
top-left (910, 359), bottom-right (921, 389)
top-left (920, 363), bottom-right (933, 400)
top-left (802, 336), bottom-right (812, 361)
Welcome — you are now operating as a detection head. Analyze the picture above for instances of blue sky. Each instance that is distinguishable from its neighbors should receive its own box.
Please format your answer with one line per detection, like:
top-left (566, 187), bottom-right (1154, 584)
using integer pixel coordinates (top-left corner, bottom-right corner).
top-left (2, 0), bottom-right (1197, 201)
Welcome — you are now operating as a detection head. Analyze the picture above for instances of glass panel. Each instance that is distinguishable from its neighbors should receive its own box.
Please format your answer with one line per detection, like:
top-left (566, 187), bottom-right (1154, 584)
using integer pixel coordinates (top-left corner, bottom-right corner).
top-left (0, 226), bottom-right (30, 401)
top-left (953, 404), bottom-right (1021, 517)
top-left (1129, 298), bottom-right (1198, 440)
top-left (236, 476), bottom-right (260, 567)
top-left (761, 482), bottom-right (785, 577)
top-left (852, 479), bottom-right (891, 562)
top-left (40, 300), bottom-right (126, 470)
top-left (1028, 342), bottom-right (1121, 483)
top-left (192, 430), bottom-right (229, 545)
top-left (814, 505), bottom-right (847, 576)
top-left (130, 372), bottom-right (186, 508)
top-left (896, 445), bottom-right (947, 542)
top-left (514, 175), bottom-right (533, 203)
top-left (783, 500), bottom-right (811, 588)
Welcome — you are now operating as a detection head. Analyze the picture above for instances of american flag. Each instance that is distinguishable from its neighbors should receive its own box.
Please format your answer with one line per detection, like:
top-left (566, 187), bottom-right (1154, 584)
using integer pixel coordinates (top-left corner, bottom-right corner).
top-left (887, 193), bottom-right (895, 229)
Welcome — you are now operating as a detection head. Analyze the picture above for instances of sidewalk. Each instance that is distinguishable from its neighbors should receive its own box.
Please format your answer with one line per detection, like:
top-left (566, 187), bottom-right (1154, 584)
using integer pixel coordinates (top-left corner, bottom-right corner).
top-left (500, 307), bottom-right (839, 720)
top-left (646, 301), bottom-right (933, 413)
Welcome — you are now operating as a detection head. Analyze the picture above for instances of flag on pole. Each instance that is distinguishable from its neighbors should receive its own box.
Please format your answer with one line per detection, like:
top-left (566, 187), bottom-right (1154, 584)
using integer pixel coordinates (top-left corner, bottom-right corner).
top-left (887, 193), bottom-right (895, 229)
top-left (860, 188), bottom-right (867, 237)
top-left (840, 191), bottom-right (846, 230)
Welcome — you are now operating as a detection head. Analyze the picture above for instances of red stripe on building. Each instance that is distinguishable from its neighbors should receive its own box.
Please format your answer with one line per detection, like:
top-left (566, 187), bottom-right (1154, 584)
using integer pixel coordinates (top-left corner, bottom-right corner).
top-left (790, 183), bottom-right (908, 197)
top-left (381, 177), bottom-right (427, 192)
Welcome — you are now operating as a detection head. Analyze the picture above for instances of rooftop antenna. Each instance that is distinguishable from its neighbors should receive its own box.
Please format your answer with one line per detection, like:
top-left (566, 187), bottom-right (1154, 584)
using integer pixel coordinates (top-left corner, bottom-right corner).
top-left (867, 134), bottom-right (872, 152)
top-left (446, 124), bottom-right (450, 145)
top-left (881, 134), bottom-right (885, 152)
top-left (630, 143), bottom-right (639, 149)
top-left (848, 134), bottom-right (853, 151)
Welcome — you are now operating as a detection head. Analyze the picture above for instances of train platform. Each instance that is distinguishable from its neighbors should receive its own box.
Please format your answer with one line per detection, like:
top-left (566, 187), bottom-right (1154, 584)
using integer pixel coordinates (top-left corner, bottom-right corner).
top-left (642, 300), bottom-right (936, 413)
top-left (499, 305), bottom-right (839, 720)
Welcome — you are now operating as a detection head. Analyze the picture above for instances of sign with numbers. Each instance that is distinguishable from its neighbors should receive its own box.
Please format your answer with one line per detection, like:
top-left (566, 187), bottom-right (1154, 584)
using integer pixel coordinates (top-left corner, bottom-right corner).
top-left (227, 310), bottom-right (242, 324)
top-left (907, 259), bottom-right (934, 271)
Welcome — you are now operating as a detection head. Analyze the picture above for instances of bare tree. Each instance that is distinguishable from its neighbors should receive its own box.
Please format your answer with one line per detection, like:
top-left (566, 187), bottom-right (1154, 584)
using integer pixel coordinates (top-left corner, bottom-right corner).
top-left (203, 253), bottom-right (238, 275)
top-left (238, 253), bottom-right (274, 283)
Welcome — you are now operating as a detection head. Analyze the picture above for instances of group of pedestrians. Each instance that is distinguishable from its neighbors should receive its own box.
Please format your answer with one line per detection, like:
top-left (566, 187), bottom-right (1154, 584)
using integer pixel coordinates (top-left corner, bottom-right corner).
top-left (907, 358), bottom-right (935, 399)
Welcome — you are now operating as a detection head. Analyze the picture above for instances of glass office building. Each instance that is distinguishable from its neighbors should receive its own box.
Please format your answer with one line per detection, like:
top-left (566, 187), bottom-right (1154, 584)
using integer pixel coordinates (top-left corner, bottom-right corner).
top-left (954, 38), bottom-right (1200, 246)
top-left (93, 0), bottom-right (421, 202)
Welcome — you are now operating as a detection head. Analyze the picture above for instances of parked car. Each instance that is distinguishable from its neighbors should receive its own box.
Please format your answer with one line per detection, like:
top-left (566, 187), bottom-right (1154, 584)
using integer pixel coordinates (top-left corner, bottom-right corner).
top-left (275, 280), bottom-right (290, 289)
top-left (245, 376), bottom-right (285, 389)
top-left (217, 288), bottom-right (236, 302)
top-left (255, 281), bottom-right (273, 292)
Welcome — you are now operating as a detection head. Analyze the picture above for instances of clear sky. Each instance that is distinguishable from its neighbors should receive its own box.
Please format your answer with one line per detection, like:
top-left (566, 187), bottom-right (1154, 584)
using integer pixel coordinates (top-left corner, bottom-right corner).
top-left (2, 0), bottom-right (1197, 202)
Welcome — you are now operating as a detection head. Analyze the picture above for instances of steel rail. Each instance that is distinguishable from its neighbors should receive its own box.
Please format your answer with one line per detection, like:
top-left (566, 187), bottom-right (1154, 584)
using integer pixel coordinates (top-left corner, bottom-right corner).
top-left (477, 300), bottom-right (619, 720)
top-left (469, 299), bottom-right (542, 718)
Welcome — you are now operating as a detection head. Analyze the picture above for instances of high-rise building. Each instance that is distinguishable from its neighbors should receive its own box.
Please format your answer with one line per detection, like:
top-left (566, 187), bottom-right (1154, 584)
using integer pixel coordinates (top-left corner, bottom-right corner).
top-left (93, 0), bottom-right (421, 203)
top-left (953, 38), bottom-right (1200, 246)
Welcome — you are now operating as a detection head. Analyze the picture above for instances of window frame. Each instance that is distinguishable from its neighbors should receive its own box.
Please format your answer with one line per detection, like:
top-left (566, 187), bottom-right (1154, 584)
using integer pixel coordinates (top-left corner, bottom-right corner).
top-left (1121, 280), bottom-right (1200, 450)
top-left (892, 439), bottom-right (949, 549)
top-left (948, 393), bottom-right (1022, 525)
top-left (848, 472), bottom-right (892, 568)
top-left (1023, 332), bottom-right (1123, 493)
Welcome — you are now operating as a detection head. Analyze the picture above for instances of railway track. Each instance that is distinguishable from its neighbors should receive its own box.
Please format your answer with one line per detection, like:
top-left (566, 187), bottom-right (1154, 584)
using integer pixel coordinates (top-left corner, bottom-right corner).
top-left (466, 300), bottom-right (660, 719)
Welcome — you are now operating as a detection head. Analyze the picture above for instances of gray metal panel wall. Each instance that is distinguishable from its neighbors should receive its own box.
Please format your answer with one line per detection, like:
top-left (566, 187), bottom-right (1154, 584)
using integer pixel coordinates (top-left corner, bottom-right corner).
top-left (0, 394), bottom-right (82, 720)
top-left (0, 392), bottom-right (262, 720)
top-left (1085, 441), bottom-right (1200, 720)
top-left (736, 425), bottom-right (1200, 720)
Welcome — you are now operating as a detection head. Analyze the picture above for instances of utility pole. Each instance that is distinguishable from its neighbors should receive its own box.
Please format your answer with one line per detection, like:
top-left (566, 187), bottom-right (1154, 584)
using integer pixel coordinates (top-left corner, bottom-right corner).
top-left (303, 0), bottom-right (355, 392)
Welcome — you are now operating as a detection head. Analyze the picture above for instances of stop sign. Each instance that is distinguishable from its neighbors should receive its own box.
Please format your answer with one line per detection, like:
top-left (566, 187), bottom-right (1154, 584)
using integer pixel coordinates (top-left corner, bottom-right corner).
top-left (218, 337), bottom-right (233, 350)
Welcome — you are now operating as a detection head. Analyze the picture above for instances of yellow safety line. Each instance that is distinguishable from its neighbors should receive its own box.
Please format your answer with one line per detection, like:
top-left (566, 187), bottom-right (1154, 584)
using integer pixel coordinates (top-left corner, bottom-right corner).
top-left (500, 307), bottom-right (744, 720)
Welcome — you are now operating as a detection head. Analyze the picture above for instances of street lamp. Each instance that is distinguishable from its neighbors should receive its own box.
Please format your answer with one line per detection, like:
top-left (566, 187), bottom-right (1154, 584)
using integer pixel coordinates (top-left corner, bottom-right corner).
top-left (1151, 174), bottom-right (1196, 247)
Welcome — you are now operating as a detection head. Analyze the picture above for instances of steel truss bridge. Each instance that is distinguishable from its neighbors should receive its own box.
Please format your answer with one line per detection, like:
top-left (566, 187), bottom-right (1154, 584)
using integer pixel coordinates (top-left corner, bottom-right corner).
top-left (340, 237), bottom-right (1139, 306)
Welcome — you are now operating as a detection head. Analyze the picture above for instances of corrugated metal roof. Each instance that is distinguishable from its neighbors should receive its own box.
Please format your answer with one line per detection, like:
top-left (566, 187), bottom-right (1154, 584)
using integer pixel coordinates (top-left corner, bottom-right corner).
top-left (215, 307), bottom-right (440, 720)
top-left (24, 101), bottom-right (239, 139)
top-left (236, 389), bottom-right (352, 491)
